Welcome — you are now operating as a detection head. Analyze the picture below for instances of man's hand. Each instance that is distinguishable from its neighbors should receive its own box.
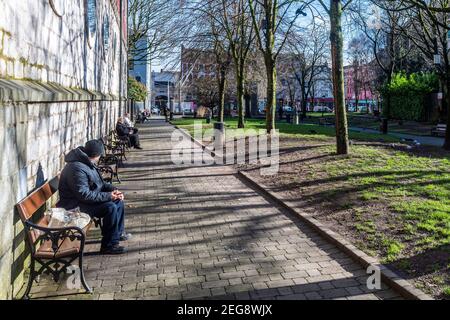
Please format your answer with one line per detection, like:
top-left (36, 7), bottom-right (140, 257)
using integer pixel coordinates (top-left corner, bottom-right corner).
top-left (112, 190), bottom-right (124, 201)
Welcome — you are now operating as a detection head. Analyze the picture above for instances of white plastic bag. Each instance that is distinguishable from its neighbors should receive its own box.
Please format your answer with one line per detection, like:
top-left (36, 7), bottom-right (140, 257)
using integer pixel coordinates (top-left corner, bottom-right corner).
top-left (46, 207), bottom-right (91, 230)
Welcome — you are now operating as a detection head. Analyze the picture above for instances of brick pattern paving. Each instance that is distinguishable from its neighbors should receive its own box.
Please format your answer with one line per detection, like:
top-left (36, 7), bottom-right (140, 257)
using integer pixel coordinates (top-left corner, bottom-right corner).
top-left (28, 120), bottom-right (402, 300)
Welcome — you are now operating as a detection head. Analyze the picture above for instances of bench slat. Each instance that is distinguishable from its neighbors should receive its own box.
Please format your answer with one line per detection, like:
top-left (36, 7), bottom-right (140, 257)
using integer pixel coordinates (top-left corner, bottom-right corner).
top-left (35, 237), bottom-right (81, 259)
top-left (16, 178), bottom-right (58, 221)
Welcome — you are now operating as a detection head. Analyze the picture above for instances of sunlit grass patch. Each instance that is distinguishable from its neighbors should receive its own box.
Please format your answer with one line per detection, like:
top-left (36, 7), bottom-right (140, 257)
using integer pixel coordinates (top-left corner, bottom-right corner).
top-left (382, 239), bottom-right (405, 263)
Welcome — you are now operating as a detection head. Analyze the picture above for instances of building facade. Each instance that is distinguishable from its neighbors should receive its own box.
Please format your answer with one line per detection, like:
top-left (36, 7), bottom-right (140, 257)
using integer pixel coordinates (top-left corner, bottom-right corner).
top-left (128, 36), bottom-right (152, 109)
top-left (151, 70), bottom-right (181, 112)
top-left (0, 0), bottom-right (127, 299)
top-left (180, 46), bottom-right (217, 113)
top-left (344, 63), bottom-right (379, 112)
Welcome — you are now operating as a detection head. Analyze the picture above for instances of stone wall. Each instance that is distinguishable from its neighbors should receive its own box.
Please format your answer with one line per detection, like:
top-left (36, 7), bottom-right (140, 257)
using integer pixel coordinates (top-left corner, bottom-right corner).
top-left (0, 0), bottom-right (127, 299)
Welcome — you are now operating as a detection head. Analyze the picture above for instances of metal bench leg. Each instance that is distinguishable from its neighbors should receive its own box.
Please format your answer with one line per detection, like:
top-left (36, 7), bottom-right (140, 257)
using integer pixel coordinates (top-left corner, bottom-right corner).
top-left (78, 254), bottom-right (92, 294)
top-left (22, 258), bottom-right (36, 299)
top-left (114, 166), bottom-right (121, 183)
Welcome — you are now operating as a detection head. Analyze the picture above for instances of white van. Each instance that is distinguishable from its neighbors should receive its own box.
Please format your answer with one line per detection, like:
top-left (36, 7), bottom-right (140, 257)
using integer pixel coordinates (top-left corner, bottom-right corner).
top-left (313, 106), bottom-right (333, 113)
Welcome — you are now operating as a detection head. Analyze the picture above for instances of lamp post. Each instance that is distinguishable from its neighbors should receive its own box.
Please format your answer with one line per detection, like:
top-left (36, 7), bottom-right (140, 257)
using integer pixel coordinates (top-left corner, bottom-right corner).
top-left (167, 78), bottom-right (170, 112)
top-left (434, 32), bottom-right (444, 122)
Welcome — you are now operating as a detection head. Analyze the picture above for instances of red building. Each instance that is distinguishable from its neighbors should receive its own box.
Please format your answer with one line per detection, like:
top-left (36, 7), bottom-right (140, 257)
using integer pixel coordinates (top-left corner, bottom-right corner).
top-left (344, 63), bottom-right (379, 112)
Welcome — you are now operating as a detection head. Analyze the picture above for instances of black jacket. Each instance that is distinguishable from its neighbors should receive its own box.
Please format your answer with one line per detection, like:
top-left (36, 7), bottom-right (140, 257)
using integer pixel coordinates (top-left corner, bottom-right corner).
top-left (57, 147), bottom-right (115, 210)
top-left (116, 122), bottom-right (131, 136)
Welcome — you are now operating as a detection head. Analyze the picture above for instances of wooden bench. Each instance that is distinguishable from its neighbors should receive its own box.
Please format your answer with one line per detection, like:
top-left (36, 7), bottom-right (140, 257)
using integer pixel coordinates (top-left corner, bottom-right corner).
top-left (431, 124), bottom-right (447, 137)
top-left (15, 177), bottom-right (94, 299)
top-left (99, 135), bottom-right (123, 183)
top-left (98, 129), bottom-right (135, 182)
top-left (319, 117), bottom-right (334, 126)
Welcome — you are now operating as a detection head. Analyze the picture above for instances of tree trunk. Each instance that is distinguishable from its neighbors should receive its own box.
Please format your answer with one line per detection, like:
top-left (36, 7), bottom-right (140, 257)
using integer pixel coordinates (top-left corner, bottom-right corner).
top-left (301, 82), bottom-right (307, 120)
top-left (236, 65), bottom-right (245, 129)
top-left (266, 58), bottom-right (277, 133)
top-left (245, 94), bottom-right (252, 119)
top-left (330, 0), bottom-right (349, 155)
top-left (218, 73), bottom-right (226, 123)
top-left (301, 98), bottom-right (308, 120)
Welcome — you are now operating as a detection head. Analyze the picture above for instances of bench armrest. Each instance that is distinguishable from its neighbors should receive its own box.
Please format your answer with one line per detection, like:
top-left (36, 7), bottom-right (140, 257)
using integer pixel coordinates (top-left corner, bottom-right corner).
top-left (99, 154), bottom-right (119, 165)
top-left (25, 221), bottom-right (86, 254)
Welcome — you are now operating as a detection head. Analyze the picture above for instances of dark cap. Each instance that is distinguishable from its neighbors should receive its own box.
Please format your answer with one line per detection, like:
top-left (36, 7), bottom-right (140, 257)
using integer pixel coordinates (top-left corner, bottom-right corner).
top-left (84, 140), bottom-right (105, 158)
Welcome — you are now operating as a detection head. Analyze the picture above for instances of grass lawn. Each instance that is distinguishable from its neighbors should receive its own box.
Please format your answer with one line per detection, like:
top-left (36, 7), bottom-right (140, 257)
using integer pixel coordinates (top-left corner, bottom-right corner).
top-left (304, 112), bottom-right (435, 137)
top-left (172, 116), bottom-right (450, 299)
top-left (172, 117), bottom-right (400, 143)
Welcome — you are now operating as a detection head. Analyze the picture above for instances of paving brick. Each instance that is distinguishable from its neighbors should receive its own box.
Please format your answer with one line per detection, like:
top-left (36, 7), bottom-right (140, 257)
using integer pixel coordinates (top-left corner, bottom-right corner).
top-left (266, 279), bottom-right (295, 289)
top-left (281, 271), bottom-right (308, 279)
top-left (183, 289), bottom-right (212, 300)
top-left (28, 120), bottom-right (404, 301)
top-left (292, 283), bottom-right (321, 294)
top-left (320, 288), bottom-right (349, 300)
top-left (279, 293), bottom-right (307, 300)
top-left (201, 280), bottom-right (229, 289)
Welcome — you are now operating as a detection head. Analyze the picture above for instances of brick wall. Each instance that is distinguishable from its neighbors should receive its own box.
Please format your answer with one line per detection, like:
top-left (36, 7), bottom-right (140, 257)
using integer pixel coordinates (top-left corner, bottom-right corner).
top-left (0, 0), bottom-right (127, 299)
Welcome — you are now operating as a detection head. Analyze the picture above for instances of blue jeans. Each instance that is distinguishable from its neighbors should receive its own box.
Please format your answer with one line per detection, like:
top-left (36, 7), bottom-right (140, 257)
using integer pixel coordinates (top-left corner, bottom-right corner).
top-left (80, 200), bottom-right (125, 248)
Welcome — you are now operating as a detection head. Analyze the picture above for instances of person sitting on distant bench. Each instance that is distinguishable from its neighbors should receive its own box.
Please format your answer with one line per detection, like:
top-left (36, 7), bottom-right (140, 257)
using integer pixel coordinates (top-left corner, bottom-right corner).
top-left (139, 109), bottom-right (151, 123)
top-left (57, 140), bottom-right (132, 255)
top-left (116, 117), bottom-right (143, 149)
top-left (124, 113), bottom-right (138, 133)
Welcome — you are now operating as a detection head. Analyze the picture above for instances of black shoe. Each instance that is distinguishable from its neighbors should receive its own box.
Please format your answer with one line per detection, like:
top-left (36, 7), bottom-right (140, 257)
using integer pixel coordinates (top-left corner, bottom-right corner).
top-left (135, 146), bottom-right (143, 150)
top-left (100, 245), bottom-right (127, 255)
top-left (120, 233), bottom-right (132, 241)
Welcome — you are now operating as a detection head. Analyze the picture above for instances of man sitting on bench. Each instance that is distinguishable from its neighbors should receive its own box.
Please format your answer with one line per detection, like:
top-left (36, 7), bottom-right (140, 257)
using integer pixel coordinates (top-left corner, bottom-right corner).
top-left (116, 117), bottom-right (143, 150)
top-left (124, 113), bottom-right (138, 133)
top-left (57, 140), bottom-right (132, 255)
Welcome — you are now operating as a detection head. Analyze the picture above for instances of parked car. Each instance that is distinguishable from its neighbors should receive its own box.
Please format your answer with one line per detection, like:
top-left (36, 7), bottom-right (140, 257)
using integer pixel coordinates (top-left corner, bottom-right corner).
top-left (313, 106), bottom-right (333, 113)
top-left (151, 107), bottom-right (160, 114)
top-left (283, 106), bottom-right (293, 113)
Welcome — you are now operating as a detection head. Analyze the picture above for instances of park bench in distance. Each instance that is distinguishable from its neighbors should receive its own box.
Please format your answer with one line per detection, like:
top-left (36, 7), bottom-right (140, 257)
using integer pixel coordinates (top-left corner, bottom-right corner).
top-left (431, 124), bottom-right (447, 137)
top-left (15, 176), bottom-right (102, 299)
top-left (98, 129), bottom-right (134, 182)
top-left (319, 117), bottom-right (334, 126)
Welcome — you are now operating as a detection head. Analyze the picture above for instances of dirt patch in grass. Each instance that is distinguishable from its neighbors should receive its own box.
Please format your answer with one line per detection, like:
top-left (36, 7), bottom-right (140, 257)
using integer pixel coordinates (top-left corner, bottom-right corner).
top-left (238, 135), bottom-right (450, 300)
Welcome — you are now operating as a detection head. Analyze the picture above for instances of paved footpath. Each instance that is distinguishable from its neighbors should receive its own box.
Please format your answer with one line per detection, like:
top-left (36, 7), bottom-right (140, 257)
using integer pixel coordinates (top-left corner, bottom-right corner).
top-left (30, 120), bottom-right (402, 300)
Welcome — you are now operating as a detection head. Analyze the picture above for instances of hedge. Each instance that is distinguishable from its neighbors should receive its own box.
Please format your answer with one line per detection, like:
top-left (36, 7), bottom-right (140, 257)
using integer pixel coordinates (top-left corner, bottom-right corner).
top-left (382, 72), bottom-right (438, 121)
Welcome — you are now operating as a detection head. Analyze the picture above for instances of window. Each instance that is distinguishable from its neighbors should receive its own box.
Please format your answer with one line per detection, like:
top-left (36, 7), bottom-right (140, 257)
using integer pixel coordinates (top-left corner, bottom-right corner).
top-left (86, 0), bottom-right (97, 47)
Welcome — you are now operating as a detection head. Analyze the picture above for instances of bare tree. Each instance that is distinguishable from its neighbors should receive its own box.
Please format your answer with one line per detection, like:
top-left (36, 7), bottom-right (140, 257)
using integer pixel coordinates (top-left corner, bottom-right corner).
top-left (189, 0), bottom-right (256, 128)
top-left (351, 0), bottom-right (413, 134)
top-left (206, 3), bottom-right (233, 123)
top-left (191, 76), bottom-right (221, 114)
top-left (220, 0), bottom-right (256, 128)
top-left (317, 0), bottom-right (354, 155)
top-left (128, 0), bottom-right (189, 66)
top-left (347, 34), bottom-right (374, 113)
top-left (248, 0), bottom-right (312, 133)
top-left (285, 23), bottom-right (329, 120)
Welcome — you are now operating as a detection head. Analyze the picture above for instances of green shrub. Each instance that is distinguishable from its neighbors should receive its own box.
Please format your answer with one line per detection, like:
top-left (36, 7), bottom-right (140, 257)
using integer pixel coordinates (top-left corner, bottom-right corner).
top-left (128, 77), bottom-right (148, 102)
top-left (382, 72), bottom-right (438, 121)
